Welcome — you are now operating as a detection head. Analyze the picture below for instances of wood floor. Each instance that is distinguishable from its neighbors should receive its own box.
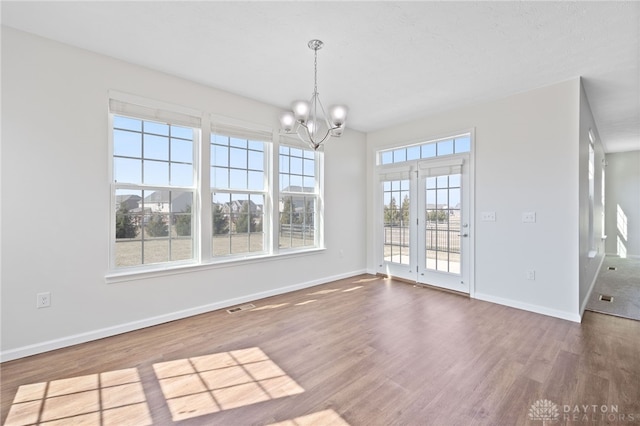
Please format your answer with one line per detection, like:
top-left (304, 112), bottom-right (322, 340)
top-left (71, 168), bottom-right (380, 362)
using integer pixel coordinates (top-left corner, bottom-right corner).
top-left (2, 274), bottom-right (640, 425)
top-left (586, 256), bottom-right (640, 321)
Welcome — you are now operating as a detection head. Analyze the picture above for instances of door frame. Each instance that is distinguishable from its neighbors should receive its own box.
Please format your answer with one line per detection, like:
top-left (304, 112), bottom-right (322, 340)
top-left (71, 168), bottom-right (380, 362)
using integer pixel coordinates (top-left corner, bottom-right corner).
top-left (374, 131), bottom-right (475, 297)
top-left (376, 164), bottom-right (417, 282)
top-left (416, 154), bottom-right (472, 294)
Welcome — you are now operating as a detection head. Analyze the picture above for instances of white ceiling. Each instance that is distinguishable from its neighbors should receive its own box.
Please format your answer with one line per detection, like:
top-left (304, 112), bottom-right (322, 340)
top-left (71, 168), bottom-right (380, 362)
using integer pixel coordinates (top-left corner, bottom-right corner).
top-left (2, 1), bottom-right (639, 153)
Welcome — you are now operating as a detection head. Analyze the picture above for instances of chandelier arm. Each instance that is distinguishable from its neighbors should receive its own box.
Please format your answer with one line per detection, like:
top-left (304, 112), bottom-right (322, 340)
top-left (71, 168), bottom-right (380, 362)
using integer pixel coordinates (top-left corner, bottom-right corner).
top-left (313, 92), bottom-right (334, 131)
top-left (297, 122), bottom-right (335, 150)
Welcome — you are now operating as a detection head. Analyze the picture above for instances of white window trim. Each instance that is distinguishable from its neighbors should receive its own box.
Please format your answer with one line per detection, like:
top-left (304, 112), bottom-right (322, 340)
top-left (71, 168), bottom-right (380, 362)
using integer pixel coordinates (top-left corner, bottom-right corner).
top-left (378, 131), bottom-right (472, 166)
top-left (105, 246), bottom-right (326, 284)
top-left (277, 140), bottom-right (325, 251)
top-left (209, 117), bottom-right (272, 260)
top-left (109, 93), bottom-right (202, 274)
top-left (107, 93), bottom-right (325, 283)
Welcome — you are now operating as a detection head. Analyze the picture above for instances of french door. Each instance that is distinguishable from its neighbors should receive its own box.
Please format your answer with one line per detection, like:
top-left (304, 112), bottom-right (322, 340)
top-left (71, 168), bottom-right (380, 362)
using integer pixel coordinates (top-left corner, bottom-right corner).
top-left (379, 155), bottom-right (471, 293)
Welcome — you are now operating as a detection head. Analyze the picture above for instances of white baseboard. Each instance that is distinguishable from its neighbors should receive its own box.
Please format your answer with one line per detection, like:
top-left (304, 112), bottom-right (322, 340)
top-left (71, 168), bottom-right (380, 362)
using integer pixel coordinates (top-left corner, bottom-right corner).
top-left (474, 292), bottom-right (581, 323)
top-left (605, 253), bottom-right (640, 259)
top-left (0, 269), bottom-right (368, 362)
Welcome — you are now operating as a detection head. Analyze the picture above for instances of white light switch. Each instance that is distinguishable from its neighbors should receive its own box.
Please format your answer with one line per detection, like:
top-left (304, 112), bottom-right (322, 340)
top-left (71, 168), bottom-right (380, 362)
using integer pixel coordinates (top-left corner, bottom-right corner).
top-left (481, 211), bottom-right (496, 222)
top-left (522, 212), bottom-right (536, 223)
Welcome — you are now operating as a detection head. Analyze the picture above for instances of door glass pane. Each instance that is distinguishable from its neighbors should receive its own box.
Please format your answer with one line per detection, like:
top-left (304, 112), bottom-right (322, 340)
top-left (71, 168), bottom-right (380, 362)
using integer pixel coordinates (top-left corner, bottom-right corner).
top-left (425, 173), bottom-right (461, 274)
top-left (383, 179), bottom-right (410, 265)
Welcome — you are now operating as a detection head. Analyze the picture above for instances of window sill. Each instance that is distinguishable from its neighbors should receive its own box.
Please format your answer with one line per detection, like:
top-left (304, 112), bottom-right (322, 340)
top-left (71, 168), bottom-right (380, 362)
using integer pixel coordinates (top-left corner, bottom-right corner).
top-left (105, 247), bottom-right (326, 284)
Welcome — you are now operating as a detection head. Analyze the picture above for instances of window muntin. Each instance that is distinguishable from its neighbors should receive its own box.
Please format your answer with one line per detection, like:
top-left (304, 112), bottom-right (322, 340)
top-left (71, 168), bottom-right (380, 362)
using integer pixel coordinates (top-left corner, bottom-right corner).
top-left (279, 195), bottom-right (316, 249)
top-left (379, 134), bottom-right (471, 165)
top-left (212, 192), bottom-right (264, 256)
top-left (211, 134), bottom-right (265, 191)
top-left (383, 179), bottom-right (410, 265)
top-left (113, 116), bottom-right (194, 186)
top-left (113, 115), bottom-right (196, 269)
top-left (109, 98), bottom-right (325, 277)
top-left (425, 174), bottom-right (461, 273)
top-left (211, 133), bottom-right (267, 258)
top-left (279, 146), bottom-right (319, 249)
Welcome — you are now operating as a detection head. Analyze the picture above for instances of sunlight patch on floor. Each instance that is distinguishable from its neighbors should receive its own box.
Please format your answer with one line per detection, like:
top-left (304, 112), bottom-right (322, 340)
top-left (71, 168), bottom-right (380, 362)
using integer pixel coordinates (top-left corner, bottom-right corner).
top-left (307, 289), bottom-right (340, 295)
top-left (153, 347), bottom-right (304, 422)
top-left (4, 368), bottom-right (151, 426)
top-left (267, 409), bottom-right (350, 426)
top-left (251, 303), bottom-right (290, 311)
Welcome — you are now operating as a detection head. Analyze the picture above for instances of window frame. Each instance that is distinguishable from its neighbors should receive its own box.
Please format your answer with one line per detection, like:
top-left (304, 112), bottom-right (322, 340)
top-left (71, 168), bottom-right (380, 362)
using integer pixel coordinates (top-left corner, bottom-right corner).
top-left (588, 129), bottom-right (596, 255)
top-left (109, 96), bottom-right (202, 273)
top-left (210, 127), bottom-right (270, 260)
top-left (378, 133), bottom-right (471, 166)
top-left (277, 142), bottom-right (324, 251)
top-left (106, 93), bottom-right (325, 283)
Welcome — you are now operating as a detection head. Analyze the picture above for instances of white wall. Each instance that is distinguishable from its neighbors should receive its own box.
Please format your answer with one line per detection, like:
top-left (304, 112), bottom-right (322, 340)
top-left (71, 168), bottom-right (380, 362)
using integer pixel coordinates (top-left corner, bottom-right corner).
top-left (367, 79), bottom-right (582, 321)
top-left (578, 81), bottom-right (607, 313)
top-left (605, 151), bottom-right (640, 257)
top-left (0, 27), bottom-right (367, 361)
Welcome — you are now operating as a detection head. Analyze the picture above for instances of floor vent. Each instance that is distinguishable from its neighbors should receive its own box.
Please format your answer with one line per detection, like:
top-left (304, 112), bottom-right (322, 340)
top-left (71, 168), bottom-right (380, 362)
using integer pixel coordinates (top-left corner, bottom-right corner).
top-left (608, 266), bottom-right (617, 271)
top-left (599, 294), bottom-right (614, 302)
top-left (227, 303), bottom-right (255, 313)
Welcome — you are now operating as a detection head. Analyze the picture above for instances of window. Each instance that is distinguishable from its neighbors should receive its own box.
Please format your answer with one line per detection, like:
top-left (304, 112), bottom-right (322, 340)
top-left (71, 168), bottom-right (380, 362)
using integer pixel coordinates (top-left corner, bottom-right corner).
top-left (112, 115), bottom-right (197, 268)
top-left (279, 145), bottom-right (319, 249)
top-left (588, 133), bottom-right (595, 253)
top-left (380, 133), bottom-right (471, 165)
top-left (383, 179), bottom-right (410, 264)
top-left (601, 169), bottom-right (606, 239)
top-left (211, 132), bottom-right (267, 257)
top-left (109, 94), bottom-right (324, 277)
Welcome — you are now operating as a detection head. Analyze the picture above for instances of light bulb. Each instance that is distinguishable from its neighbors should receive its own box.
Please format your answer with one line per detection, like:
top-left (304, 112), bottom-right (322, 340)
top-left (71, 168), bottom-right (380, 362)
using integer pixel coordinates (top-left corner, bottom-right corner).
top-left (291, 100), bottom-right (310, 124)
top-left (279, 111), bottom-right (295, 132)
top-left (329, 105), bottom-right (348, 127)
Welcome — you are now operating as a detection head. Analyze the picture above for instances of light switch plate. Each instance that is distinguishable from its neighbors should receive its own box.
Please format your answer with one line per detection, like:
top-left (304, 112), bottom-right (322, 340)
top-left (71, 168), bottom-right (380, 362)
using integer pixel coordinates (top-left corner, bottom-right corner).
top-left (481, 211), bottom-right (496, 222)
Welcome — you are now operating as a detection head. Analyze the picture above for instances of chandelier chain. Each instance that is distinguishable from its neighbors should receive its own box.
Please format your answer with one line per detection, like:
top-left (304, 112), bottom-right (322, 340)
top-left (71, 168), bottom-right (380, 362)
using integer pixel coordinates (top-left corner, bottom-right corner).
top-left (313, 48), bottom-right (318, 96)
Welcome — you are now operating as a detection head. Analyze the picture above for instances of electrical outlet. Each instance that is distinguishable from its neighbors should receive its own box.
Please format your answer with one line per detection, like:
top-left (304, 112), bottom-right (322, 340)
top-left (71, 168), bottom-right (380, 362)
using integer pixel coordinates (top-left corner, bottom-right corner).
top-left (37, 292), bottom-right (51, 308)
top-left (525, 270), bottom-right (536, 280)
top-left (522, 212), bottom-right (536, 223)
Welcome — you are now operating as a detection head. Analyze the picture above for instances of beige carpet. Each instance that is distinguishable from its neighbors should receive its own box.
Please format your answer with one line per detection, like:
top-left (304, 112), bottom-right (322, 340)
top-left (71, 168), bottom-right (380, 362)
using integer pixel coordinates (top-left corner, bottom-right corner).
top-left (586, 256), bottom-right (640, 321)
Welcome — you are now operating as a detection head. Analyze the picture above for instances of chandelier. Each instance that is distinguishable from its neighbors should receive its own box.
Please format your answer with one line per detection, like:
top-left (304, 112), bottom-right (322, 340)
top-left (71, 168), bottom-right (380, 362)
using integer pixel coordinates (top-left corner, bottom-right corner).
top-left (279, 39), bottom-right (348, 151)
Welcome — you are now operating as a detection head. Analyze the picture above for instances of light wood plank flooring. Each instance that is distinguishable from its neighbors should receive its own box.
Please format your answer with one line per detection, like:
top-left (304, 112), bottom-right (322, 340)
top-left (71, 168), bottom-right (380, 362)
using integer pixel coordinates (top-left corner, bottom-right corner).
top-left (586, 256), bottom-right (640, 321)
top-left (2, 275), bottom-right (640, 425)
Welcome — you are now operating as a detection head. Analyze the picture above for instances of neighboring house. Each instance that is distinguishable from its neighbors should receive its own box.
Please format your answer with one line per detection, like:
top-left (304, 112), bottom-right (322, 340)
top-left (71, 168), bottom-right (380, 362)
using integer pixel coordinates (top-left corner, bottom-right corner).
top-left (220, 199), bottom-right (260, 216)
top-left (143, 191), bottom-right (192, 213)
top-left (115, 194), bottom-right (141, 211)
top-left (279, 186), bottom-right (313, 214)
